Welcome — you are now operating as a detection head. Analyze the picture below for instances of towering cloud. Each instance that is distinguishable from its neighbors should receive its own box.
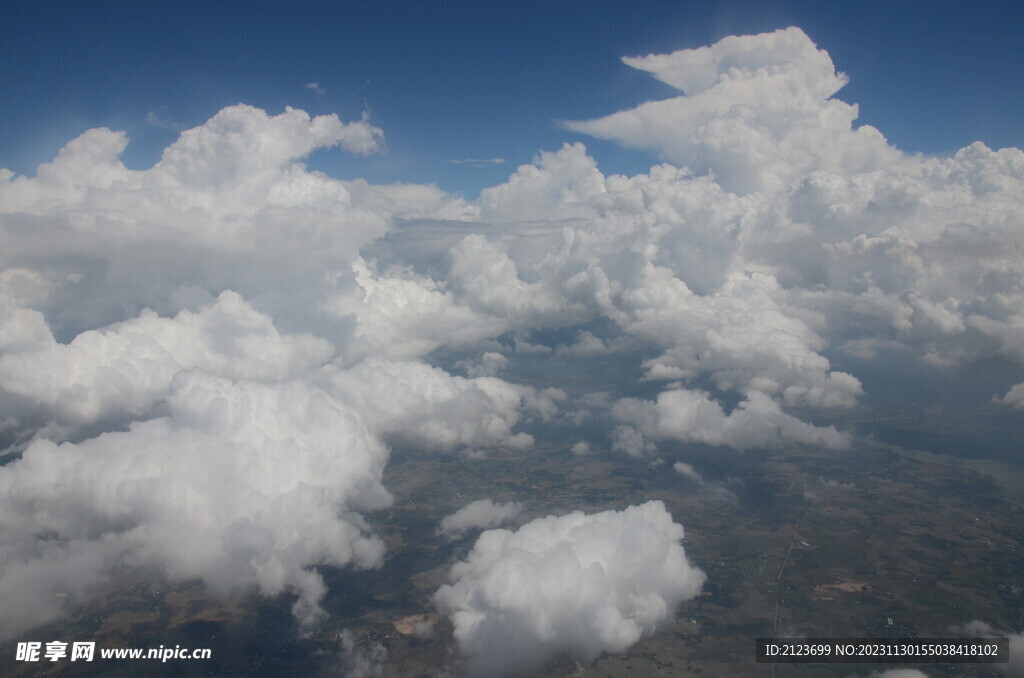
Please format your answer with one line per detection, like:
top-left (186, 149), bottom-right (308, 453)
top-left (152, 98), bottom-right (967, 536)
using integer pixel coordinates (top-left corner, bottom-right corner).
top-left (462, 26), bottom-right (1023, 429)
top-left (565, 27), bottom-right (900, 194)
top-left (563, 28), bottom-right (1023, 373)
top-left (433, 501), bottom-right (705, 677)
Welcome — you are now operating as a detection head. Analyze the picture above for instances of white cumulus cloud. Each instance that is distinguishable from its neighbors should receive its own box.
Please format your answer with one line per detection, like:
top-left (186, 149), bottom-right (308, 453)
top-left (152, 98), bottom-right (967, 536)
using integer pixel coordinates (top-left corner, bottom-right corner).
top-left (565, 27), bottom-right (900, 195)
top-left (0, 291), bottom-right (332, 427)
top-left (433, 501), bottom-right (705, 677)
top-left (320, 356), bottom-right (561, 453)
top-left (437, 499), bottom-right (524, 541)
top-left (0, 373), bottom-right (390, 639)
top-left (995, 383), bottom-right (1024, 409)
top-left (613, 388), bottom-right (849, 453)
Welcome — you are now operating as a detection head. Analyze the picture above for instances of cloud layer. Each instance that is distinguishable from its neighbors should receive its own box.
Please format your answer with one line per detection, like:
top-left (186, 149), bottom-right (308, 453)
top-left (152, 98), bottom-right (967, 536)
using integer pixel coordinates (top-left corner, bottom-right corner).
top-left (1, 25), bottom-right (1022, 650)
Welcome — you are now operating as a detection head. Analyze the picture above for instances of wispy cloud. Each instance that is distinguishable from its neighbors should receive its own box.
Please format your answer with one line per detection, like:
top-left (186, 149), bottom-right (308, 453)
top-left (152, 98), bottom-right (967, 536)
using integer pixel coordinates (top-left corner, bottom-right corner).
top-left (446, 157), bottom-right (505, 165)
top-left (145, 108), bottom-right (183, 131)
top-left (305, 81), bottom-right (325, 95)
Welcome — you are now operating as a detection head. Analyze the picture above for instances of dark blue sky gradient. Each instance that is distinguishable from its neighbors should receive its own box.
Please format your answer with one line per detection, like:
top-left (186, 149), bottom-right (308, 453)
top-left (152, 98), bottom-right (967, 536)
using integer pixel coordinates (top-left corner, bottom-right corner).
top-left (3, 1), bottom-right (1022, 196)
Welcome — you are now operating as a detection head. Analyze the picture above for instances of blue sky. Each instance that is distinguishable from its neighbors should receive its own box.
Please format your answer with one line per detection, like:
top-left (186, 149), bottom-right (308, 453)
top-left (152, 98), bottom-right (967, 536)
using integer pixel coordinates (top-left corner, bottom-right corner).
top-left (3, 0), bottom-right (1023, 197)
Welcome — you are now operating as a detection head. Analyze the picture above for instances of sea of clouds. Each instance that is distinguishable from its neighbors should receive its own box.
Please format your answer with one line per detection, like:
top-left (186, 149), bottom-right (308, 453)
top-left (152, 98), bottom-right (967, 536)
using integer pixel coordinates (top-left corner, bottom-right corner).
top-left (1, 26), bottom-right (1022, 675)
